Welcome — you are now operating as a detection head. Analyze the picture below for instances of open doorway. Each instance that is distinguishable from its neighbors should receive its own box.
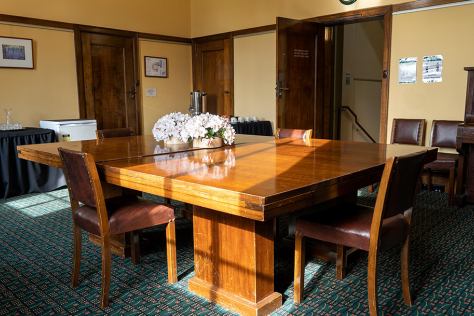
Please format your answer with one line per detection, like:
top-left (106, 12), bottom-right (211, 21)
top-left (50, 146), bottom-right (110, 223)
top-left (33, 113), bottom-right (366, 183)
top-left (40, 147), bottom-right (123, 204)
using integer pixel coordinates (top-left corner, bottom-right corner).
top-left (334, 19), bottom-right (384, 143)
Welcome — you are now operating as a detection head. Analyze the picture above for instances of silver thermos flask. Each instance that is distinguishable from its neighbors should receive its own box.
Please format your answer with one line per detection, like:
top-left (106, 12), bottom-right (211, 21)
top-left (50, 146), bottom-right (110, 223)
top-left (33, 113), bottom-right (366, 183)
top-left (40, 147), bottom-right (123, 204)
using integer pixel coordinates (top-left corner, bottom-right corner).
top-left (190, 91), bottom-right (208, 116)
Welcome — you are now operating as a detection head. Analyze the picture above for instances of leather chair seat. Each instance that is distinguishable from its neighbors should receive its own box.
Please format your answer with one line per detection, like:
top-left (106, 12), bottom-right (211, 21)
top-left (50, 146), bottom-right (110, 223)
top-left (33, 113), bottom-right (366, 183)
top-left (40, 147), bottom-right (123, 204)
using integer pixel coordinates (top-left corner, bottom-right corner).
top-left (295, 203), bottom-right (409, 252)
top-left (425, 152), bottom-right (458, 169)
top-left (74, 195), bottom-right (174, 236)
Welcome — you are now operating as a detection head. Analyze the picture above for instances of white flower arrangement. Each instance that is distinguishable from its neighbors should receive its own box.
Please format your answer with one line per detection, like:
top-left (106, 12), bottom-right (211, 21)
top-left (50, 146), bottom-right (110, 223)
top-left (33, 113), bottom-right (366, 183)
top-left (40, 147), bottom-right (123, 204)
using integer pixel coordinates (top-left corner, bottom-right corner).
top-left (181, 113), bottom-right (236, 146)
top-left (152, 112), bottom-right (190, 142)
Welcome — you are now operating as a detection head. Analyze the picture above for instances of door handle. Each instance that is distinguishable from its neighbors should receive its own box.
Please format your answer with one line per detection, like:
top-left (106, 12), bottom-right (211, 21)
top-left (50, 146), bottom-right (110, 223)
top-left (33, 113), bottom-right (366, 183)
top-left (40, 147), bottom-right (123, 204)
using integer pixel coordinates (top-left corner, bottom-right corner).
top-left (276, 81), bottom-right (289, 98)
top-left (224, 90), bottom-right (230, 94)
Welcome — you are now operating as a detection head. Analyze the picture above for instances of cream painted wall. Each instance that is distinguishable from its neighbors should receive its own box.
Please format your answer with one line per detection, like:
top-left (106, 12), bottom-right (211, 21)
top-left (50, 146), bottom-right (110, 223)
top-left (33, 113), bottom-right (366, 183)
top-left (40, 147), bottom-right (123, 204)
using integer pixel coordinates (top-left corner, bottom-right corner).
top-left (234, 33), bottom-right (276, 134)
top-left (388, 4), bottom-right (474, 150)
top-left (191, 0), bottom-right (407, 37)
top-left (340, 20), bottom-right (383, 143)
top-left (139, 40), bottom-right (193, 135)
top-left (0, 25), bottom-right (79, 127)
top-left (0, 0), bottom-right (191, 37)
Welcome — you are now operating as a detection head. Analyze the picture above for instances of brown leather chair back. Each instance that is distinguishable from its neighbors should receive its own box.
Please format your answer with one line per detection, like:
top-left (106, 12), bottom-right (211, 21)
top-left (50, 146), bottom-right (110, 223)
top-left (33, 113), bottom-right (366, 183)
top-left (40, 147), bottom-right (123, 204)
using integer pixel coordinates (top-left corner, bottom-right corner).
top-left (391, 119), bottom-right (425, 146)
top-left (58, 148), bottom-right (100, 207)
top-left (276, 128), bottom-right (312, 140)
top-left (96, 127), bottom-right (134, 140)
top-left (430, 120), bottom-right (462, 148)
top-left (377, 151), bottom-right (426, 219)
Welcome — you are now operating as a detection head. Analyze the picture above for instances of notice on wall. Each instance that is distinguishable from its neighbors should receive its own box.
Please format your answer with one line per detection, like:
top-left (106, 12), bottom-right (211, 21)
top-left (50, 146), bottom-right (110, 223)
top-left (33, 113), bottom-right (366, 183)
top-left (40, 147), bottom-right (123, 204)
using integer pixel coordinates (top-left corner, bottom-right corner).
top-left (399, 57), bottom-right (417, 84)
top-left (423, 55), bottom-right (443, 83)
top-left (146, 87), bottom-right (157, 97)
top-left (345, 71), bottom-right (351, 86)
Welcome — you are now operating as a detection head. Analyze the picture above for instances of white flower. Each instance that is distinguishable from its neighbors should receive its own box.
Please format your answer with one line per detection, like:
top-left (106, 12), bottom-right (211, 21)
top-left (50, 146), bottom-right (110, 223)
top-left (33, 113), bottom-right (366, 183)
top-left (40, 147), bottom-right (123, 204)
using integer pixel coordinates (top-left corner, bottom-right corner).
top-left (180, 113), bottom-right (236, 145)
top-left (152, 112), bottom-right (190, 142)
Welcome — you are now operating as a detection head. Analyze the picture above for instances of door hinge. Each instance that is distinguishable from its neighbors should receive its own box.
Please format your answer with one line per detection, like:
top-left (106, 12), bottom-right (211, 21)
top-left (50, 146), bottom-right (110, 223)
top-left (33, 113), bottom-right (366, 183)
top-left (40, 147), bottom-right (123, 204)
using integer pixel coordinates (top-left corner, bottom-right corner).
top-left (136, 79), bottom-right (140, 86)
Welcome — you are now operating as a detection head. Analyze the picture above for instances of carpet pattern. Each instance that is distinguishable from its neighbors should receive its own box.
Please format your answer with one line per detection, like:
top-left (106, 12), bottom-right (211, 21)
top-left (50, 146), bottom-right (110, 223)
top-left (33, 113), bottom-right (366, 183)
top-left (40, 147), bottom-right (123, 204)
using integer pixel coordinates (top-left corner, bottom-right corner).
top-left (1, 188), bottom-right (474, 315)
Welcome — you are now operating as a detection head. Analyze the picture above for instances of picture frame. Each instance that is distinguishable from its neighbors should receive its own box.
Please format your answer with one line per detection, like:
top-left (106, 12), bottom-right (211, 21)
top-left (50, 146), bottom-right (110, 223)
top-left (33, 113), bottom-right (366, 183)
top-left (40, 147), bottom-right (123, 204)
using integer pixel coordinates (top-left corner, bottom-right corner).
top-left (144, 56), bottom-right (167, 78)
top-left (0, 36), bottom-right (34, 69)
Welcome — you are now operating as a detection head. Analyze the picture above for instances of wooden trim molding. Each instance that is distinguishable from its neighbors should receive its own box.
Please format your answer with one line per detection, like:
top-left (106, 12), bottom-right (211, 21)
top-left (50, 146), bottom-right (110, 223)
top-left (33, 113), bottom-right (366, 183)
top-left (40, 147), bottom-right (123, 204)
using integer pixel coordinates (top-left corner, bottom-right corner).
top-left (233, 24), bottom-right (276, 37)
top-left (0, 13), bottom-right (74, 29)
top-left (309, 5), bottom-right (391, 23)
top-left (192, 32), bottom-right (233, 43)
top-left (138, 33), bottom-right (191, 44)
top-left (393, 0), bottom-right (472, 12)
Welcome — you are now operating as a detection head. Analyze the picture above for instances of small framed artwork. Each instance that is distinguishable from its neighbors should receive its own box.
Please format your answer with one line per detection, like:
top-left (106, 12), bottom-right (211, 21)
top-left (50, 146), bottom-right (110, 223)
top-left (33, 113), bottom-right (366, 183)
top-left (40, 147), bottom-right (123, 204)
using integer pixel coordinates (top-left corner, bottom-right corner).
top-left (0, 36), bottom-right (34, 69)
top-left (145, 56), bottom-right (167, 78)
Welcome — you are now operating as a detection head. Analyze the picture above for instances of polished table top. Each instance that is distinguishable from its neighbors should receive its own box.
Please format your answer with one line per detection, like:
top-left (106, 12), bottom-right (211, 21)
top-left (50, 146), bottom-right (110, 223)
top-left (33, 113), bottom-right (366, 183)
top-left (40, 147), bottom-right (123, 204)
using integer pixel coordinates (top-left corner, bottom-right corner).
top-left (95, 137), bottom-right (436, 220)
top-left (18, 135), bottom-right (437, 220)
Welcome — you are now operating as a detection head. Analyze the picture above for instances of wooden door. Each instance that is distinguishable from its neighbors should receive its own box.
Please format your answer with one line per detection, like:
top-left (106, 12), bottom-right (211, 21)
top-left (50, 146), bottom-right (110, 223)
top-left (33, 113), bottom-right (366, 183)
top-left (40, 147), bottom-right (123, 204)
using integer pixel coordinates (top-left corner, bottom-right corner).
top-left (75, 26), bottom-right (141, 134)
top-left (276, 17), bottom-right (328, 138)
top-left (193, 36), bottom-right (233, 116)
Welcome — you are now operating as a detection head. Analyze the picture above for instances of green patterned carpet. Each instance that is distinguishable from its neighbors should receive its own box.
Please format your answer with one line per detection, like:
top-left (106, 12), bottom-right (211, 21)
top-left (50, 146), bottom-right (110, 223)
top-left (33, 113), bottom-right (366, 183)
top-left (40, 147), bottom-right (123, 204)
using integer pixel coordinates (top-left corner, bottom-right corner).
top-left (1, 188), bottom-right (474, 315)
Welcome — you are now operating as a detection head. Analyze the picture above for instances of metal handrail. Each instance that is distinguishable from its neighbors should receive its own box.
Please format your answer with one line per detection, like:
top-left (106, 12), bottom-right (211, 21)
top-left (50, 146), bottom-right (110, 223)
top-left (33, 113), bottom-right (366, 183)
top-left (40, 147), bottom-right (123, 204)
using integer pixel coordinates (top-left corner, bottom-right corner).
top-left (339, 106), bottom-right (376, 143)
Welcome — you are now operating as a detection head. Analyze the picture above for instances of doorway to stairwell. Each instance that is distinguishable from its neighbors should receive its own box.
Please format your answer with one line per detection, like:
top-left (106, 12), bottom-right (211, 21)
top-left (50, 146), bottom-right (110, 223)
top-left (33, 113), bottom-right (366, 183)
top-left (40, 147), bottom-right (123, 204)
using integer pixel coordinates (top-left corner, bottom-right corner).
top-left (334, 18), bottom-right (384, 143)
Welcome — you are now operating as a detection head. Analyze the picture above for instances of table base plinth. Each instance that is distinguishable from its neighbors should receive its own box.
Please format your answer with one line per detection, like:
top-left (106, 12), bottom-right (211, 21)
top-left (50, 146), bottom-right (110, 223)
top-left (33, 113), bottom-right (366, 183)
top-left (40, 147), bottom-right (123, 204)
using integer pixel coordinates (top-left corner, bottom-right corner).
top-left (189, 278), bottom-right (282, 316)
top-left (191, 206), bottom-right (282, 316)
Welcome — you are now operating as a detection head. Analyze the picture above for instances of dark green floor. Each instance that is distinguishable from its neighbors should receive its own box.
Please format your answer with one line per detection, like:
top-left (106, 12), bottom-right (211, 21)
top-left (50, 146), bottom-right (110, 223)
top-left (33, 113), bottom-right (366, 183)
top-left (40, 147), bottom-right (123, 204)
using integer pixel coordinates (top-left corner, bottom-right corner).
top-left (1, 187), bottom-right (474, 315)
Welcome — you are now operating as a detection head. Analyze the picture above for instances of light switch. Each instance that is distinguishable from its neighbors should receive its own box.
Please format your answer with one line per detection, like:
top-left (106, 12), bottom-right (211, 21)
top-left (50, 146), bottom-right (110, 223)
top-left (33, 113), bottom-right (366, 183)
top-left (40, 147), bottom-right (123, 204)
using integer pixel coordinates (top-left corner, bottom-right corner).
top-left (146, 87), bottom-right (157, 97)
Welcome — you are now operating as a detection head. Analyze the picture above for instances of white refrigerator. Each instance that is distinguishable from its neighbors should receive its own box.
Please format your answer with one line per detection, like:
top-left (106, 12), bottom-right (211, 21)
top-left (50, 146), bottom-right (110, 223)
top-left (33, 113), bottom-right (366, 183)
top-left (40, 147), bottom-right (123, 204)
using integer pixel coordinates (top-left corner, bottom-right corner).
top-left (40, 119), bottom-right (97, 142)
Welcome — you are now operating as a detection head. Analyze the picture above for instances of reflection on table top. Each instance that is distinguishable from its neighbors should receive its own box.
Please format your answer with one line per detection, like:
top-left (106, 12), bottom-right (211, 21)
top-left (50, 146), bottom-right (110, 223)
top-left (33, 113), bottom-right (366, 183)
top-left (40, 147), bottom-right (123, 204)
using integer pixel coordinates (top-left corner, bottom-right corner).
top-left (16, 134), bottom-right (274, 168)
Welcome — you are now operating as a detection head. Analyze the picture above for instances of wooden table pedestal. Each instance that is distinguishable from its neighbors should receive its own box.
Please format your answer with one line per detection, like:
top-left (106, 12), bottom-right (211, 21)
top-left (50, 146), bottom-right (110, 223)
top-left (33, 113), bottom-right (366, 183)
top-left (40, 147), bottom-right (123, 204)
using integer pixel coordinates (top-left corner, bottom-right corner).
top-left (188, 206), bottom-right (282, 316)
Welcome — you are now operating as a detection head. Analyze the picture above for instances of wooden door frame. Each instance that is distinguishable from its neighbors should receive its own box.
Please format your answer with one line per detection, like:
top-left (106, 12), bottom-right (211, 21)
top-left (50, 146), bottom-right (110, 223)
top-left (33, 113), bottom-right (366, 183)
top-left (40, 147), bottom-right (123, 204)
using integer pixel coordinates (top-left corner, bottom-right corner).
top-left (73, 25), bottom-right (142, 134)
top-left (191, 32), bottom-right (234, 115)
top-left (308, 5), bottom-right (393, 144)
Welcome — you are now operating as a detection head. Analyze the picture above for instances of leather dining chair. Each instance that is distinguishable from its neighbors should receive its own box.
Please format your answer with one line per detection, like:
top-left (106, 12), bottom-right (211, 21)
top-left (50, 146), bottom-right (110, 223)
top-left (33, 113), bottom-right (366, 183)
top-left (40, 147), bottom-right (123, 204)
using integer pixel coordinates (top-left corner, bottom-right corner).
top-left (294, 150), bottom-right (427, 316)
top-left (58, 148), bottom-right (177, 308)
top-left (275, 128), bottom-right (312, 141)
top-left (96, 127), bottom-right (134, 139)
top-left (369, 119), bottom-right (425, 193)
top-left (424, 120), bottom-right (462, 206)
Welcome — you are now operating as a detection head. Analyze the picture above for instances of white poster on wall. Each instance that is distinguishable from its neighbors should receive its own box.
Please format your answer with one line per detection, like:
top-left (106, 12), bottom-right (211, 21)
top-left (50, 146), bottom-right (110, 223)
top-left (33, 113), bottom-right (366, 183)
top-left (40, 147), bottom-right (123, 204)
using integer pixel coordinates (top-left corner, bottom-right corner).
top-left (399, 57), bottom-right (417, 84)
top-left (423, 55), bottom-right (443, 83)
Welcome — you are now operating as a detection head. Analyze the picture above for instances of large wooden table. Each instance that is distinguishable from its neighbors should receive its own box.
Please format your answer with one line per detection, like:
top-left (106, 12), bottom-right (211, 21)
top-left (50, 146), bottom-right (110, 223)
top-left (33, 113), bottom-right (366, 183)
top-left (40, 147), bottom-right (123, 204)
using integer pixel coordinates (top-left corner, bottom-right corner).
top-left (17, 135), bottom-right (437, 316)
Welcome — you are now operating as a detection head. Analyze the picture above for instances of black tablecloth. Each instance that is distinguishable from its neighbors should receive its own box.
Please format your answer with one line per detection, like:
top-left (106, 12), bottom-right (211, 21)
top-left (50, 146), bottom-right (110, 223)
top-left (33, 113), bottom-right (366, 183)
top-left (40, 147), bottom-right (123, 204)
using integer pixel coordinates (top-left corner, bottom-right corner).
top-left (0, 128), bottom-right (66, 199)
top-left (231, 121), bottom-right (273, 136)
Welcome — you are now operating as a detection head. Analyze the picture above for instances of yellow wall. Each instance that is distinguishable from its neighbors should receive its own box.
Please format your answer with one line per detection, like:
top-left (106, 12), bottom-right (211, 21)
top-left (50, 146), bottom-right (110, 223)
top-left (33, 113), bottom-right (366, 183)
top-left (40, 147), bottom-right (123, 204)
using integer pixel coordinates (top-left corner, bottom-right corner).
top-left (0, 0), bottom-right (191, 37)
top-left (191, 0), bottom-right (407, 37)
top-left (388, 4), bottom-right (473, 150)
top-left (0, 25), bottom-right (79, 127)
top-left (139, 40), bottom-right (193, 135)
top-left (234, 33), bottom-right (276, 134)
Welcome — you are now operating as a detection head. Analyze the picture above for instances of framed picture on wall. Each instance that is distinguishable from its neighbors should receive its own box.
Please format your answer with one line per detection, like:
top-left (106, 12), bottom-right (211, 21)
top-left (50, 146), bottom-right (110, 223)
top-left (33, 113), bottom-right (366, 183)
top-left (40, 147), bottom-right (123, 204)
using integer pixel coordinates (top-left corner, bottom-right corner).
top-left (0, 36), bottom-right (34, 69)
top-left (145, 56), bottom-right (167, 78)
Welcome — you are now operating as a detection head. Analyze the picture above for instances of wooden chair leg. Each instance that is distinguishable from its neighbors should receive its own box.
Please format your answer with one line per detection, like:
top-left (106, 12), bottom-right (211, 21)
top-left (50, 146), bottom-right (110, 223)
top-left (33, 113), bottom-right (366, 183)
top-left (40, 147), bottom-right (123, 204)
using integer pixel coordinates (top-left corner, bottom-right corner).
top-left (130, 231), bottom-right (140, 265)
top-left (401, 236), bottom-right (414, 306)
top-left (164, 197), bottom-right (171, 204)
top-left (368, 184), bottom-right (374, 193)
top-left (71, 224), bottom-right (82, 288)
top-left (166, 220), bottom-right (178, 284)
top-left (427, 168), bottom-right (432, 192)
top-left (294, 232), bottom-right (306, 303)
top-left (100, 237), bottom-right (112, 309)
top-left (336, 244), bottom-right (347, 279)
top-left (448, 168), bottom-right (455, 206)
top-left (367, 249), bottom-right (379, 316)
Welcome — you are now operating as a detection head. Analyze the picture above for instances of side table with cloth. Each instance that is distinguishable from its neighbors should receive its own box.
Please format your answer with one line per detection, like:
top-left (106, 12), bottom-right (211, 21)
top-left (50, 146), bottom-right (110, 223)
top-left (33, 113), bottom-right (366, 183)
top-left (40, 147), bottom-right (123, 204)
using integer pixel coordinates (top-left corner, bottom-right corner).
top-left (231, 121), bottom-right (273, 136)
top-left (1, 128), bottom-right (65, 199)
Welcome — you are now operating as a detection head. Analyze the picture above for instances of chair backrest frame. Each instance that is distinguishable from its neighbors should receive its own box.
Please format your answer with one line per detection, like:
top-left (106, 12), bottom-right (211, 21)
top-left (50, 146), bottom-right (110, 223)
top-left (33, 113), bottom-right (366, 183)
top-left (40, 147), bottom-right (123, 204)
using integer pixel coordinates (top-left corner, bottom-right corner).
top-left (59, 148), bottom-right (110, 237)
top-left (96, 127), bottom-right (134, 140)
top-left (391, 119), bottom-right (425, 146)
top-left (368, 150), bottom-right (427, 254)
